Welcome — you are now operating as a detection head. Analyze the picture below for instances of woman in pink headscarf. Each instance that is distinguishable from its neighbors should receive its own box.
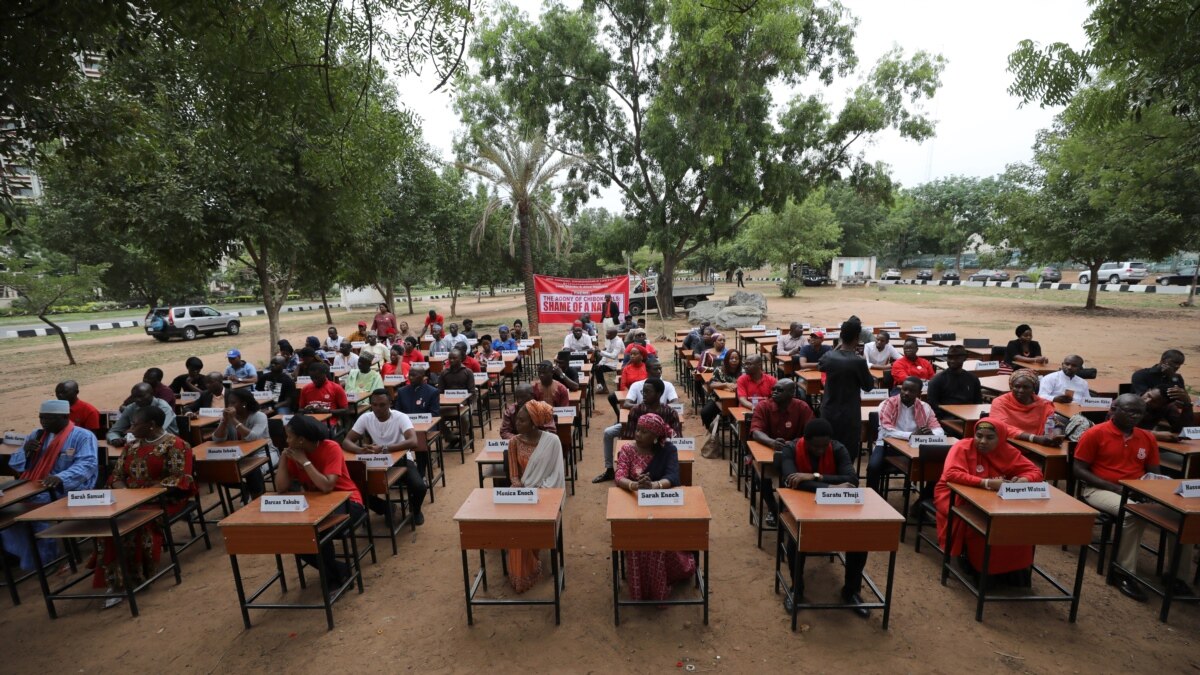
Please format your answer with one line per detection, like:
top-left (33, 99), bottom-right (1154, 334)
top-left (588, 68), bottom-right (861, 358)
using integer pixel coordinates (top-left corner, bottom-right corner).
top-left (614, 413), bottom-right (696, 601)
top-left (506, 400), bottom-right (565, 593)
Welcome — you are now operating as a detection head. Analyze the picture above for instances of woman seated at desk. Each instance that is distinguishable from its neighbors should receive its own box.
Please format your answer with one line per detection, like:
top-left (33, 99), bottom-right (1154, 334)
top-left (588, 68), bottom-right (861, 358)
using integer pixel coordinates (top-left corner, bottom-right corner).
top-left (211, 387), bottom-right (271, 498)
top-left (506, 401), bottom-right (566, 594)
top-left (700, 348), bottom-right (743, 429)
top-left (988, 370), bottom-right (1063, 446)
top-left (1003, 324), bottom-right (1049, 369)
top-left (277, 413), bottom-right (364, 587)
top-left (935, 421), bottom-right (1043, 586)
top-left (614, 414), bottom-right (696, 602)
top-left (92, 405), bottom-right (196, 608)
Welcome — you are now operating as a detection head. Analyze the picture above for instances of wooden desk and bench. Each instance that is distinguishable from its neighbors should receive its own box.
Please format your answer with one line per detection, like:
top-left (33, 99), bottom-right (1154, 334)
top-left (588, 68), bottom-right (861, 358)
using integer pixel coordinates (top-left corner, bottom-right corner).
top-left (1110, 479), bottom-right (1200, 622)
top-left (0, 479), bottom-right (51, 605)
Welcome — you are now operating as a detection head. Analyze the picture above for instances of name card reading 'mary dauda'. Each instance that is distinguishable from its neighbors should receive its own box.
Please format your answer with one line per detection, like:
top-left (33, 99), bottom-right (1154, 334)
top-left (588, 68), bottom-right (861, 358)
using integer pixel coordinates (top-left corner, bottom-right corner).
top-left (815, 488), bottom-right (865, 505)
top-left (261, 495), bottom-right (309, 512)
top-left (68, 490), bottom-right (116, 507)
top-left (999, 482), bottom-right (1051, 500)
top-left (493, 488), bottom-right (538, 504)
top-left (637, 488), bottom-right (685, 506)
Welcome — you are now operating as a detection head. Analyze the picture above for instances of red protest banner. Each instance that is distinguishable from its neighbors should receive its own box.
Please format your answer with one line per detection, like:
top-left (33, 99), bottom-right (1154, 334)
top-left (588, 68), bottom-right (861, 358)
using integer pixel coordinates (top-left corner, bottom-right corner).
top-left (532, 274), bottom-right (628, 324)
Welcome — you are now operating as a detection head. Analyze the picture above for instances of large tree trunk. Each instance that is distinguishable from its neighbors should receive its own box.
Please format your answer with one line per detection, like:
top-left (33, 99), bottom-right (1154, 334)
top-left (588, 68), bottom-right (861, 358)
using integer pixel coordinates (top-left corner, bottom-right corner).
top-left (384, 282), bottom-right (395, 315)
top-left (450, 287), bottom-right (459, 317)
top-left (403, 283), bottom-right (415, 315)
top-left (244, 238), bottom-right (292, 356)
top-left (39, 313), bottom-right (76, 365)
top-left (1184, 265), bottom-right (1199, 307)
top-left (320, 287), bottom-right (333, 324)
top-left (1085, 262), bottom-right (1101, 310)
top-left (657, 253), bottom-right (677, 319)
top-left (518, 201), bottom-right (539, 335)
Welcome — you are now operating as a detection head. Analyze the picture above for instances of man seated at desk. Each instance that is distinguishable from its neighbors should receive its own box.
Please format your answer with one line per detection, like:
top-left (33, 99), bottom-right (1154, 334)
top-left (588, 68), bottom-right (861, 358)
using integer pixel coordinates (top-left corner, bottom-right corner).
top-left (779, 419), bottom-right (870, 618)
top-left (552, 350), bottom-right (583, 392)
top-left (342, 390), bottom-right (428, 526)
top-left (122, 367), bottom-right (176, 407)
top-left (1075, 394), bottom-right (1195, 602)
top-left (1134, 387), bottom-right (1195, 442)
top-left (184, 373), bottom-right (226, 417)
top-left (890, 338), bottom-right (934, 387)
top-left (750, 379), bottom-right (813, 527)
top-left (1130, 349), bottom-right (1186, 398)
top-left (360, 331), bottom-right (390, 370)
top-left (926, 345), bottom-right (982, 419)
top-left (777, 322), bottom-right (807, 361)
top-left (531, 360), bottom-right (570, 407)
top-left (1038, 355), bottom-right (1090, 403)
top-left (256, 356), bottom-right (297, 416)
top-left (168, 357), bottom-right (207, 396)
top-left (109, 383), bottom-right (178, 447)
top-left (563, 320), bottom-right (594, 353)
top-left (298, 362), bottom-right (349, 415)
top-left (225, 349), bottom-right (258, 384)
top-left (393, 367), bottom-right (439, 477)
top-left (55, 380), bottom-right (100, 433)
top-left (737, 354), bottom-right (777, 410)
top-left (341, 352), bottom-right (384, 405)
top-left (796, 331), bottom-right (830, 370)
top-left (870, 376), bottom-right (944, 493)
top-left (1, 400), bottom-right (98, 572)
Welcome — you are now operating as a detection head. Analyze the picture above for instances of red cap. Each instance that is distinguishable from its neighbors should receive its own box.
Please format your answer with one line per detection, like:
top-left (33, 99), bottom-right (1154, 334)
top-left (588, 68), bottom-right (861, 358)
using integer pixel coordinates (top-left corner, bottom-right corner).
top-left (572, 320), bottom-right (583, 328)
top-left (358, 321), bottom-right (367, 327)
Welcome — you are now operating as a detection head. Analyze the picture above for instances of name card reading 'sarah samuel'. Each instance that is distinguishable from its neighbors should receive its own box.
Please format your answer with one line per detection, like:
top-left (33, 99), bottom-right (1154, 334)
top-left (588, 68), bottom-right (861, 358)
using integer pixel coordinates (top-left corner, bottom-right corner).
top-left (68, 490), bottom-right (116, 507)
top-left (637, 489), bottom-right (685, 506)
top-left (261, 495), bottom-right (309, 512)
top-left (815, 488), bottom-right (865, 505)
top-left (493, 488), bottom-right (538, 504)
top-left (998, 482), bottom-right (1051, 500)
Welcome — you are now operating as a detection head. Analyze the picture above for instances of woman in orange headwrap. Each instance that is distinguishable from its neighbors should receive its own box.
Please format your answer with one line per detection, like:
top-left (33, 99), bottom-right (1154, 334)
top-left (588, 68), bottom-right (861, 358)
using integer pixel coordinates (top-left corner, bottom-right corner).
top-left (935, 420), bottom-right (1043, 583)
top-left (506, 400), bottom-right (566, 593)
top-left (989, 370), bottom-right (1062, 445)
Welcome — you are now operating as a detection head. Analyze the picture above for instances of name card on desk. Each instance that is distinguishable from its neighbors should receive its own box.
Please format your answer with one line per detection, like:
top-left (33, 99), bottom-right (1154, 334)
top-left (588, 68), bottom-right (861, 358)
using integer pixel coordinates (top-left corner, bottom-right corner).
top-left (444, 389), bottom-right (469, 398)
top-left (1175, 480), bottom-right (1200, 498)
top-left (493, 487), bottom-right (538, 504)
top-left (473, 373), bottom-right (489, 384)
top-left (862, 389), bottom-right (889, 400)
top-left (638, 489), bottom-right (685, 506)
top-left (933, 347), bottom-right (950, 356)
top-left (910, 435), bottom-right (945, 449)
top-left (384, 375), bottom-right (405, 386)
top-left (973, 361), bottom-right (999, 371)
top-left (570, 360), bottom-right (586, 369)
top-left (887, 331), bottom-right (900, 339)
top-left (485, 439), bottom-right (508, 452)
top-left (501, 349), bottom-right (520, 356)
top-left (519, 339), bottom-right (535, 347)
top-left (68, 490), bottom-right (115, 507)
top-left (1179, 426), bottom-right (1200, 440)
top-left (252, 390), bottom-right (275, 402)
top-left (911, 325), bottom-right (927, 332)
top-left (199, 407), bottom-right (224, 418)
top-left (296, 376), bottom-right (313, 387)
top-left (1080, 397), bottom-right (1113, 408)
top-left (668, 402), bottom-right (685, 414)
top-left (750, 325), bottom-right (767, 331)
top-left (554, 406), bottom-right (577, 418)
top-left (206, 446), bottom-right (242, 459)
top-left (261, 495), bottom-right (309, 512)
top-left (802, 323), bottom-right (811, 330)
top-left (570, 350), bottom-right (589, 357)
top-left (882, 322), bottom-right (899, 328)
top-left (998, 482), bottom-right (1051, 500)
top-left (351, 341), bottom-right (366, 349)
top-left (179, 391), bottom-right (201, 403)
top-left (915, 337), bottom-right (927, 346)
top-left (346, 391), bottom-right (360, 403)
top-left (410, 362), bottom-right (430, 371)
top-left (3, 431), bottom-right (25, 445)
top-left (408, 413), bottom-right (433, 424)
top-left (358, 454), bottom-right (393, 469)
top-left (815, 488), bottom-right (865, 505)
top-left (764, 330), bottom-right (781, 337)
top-left (668, 437), bottom-right (695, 451)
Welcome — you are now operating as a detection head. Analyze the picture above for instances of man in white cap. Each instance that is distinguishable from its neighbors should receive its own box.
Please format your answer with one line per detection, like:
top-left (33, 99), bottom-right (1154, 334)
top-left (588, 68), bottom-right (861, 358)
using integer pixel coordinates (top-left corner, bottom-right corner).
top-left (361, 331), bottom-right (389, 370)
top-left (1, 400), bottom-right (98, 571)
top-left (225, 348), bottom-right (258, 383)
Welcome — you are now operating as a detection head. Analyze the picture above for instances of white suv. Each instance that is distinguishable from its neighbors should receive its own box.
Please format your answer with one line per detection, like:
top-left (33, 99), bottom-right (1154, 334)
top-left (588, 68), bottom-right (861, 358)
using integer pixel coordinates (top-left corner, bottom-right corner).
top-left (145, 305), bottom-right (241, 342)
top-left (1078, 262), bottom-right (1148, 285)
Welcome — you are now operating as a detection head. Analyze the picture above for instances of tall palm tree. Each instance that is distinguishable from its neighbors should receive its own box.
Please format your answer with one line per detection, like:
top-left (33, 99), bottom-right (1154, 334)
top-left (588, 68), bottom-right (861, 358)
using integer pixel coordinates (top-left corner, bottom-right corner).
top-left (458, 132), bottom-right (581, 335)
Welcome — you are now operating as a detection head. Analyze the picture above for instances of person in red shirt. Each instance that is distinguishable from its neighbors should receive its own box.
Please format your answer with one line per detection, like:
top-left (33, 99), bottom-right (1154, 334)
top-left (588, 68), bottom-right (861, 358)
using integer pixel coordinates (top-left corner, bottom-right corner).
top-left (458, 345), bottom-right (482, 373)
top-left (278, 413), bottom-right (363, 585)
top-left (401, 336), bottom-right (426, 366)
top-left (1075, 394), bottom-right (1193, 602)
top-left (737, 354), bottom-right (777, 409)
top-left (890, 337), bottom-right (934, 386)
top-left (55, 380), bottom-right (100, 431)
top-left (298, 362), bottom-right (349, 413)
top-left (382, 344), bottom-right (410, 377)
top-left (420, 309), bottom-right (445, 337)
top-left (750, 378), bottom-right (813, 525)
top-left (619, 345), bottom-right (649, 387)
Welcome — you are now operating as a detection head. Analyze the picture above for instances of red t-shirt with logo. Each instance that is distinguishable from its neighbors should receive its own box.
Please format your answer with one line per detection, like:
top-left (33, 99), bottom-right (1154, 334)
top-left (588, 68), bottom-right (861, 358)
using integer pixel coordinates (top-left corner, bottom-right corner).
top-left (1074, 420), bottom-right (1160, 484)
top-left (285, 439), bottom-right (362, 505)
top-left (299, 380), bottom-right (348, 410)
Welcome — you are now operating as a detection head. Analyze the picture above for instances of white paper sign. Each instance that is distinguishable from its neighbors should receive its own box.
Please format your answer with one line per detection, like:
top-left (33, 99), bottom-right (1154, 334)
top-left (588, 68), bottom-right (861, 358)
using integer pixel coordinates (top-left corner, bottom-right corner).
top-left (973, 361), bottom-right (1000, 371)
top-left (862, 389), bottom-right (889, 400)
top-left (1179, 426), bottom-right (1200, 440)
top-left (357, 453), bottom-right (393, 469)
top-left (473, 373), bottom-right (489, 384)
top-left (668, 402), bottom-right (685, 414)
top-left (383, 374), bottom-right (405, 385)
top-left (909, 434), bottom-right (945, 449)
top-left (296, 376), bottom-right (313, 386)
top-left (444, 389), bottom-right (469, 398)
top-left (668, 437), bottom-right (696, 451)
top-left (998, 482), bottom-right (1052, 500)
top-left (887, 331), bottom-right (900, 339)
top-left (252, 390), bottom-right (274, 402)
top-left (553, 406), bottom-right (577, 418)
top-left (205, 446), bottom-right (242, 460)
top-left (764, 330), bottom-right (781, 337)
top-left (911, 325), bottom-right (927, 332)
top-left (569, 360), bottom-right (585, 369)
top-left (67, 490), bottom-right (116, 507)
top-left (493, 487), bottom-right (538, 504)
top-left (933, 347), bottom-right (950, 356)
top-left (346, 391), bottom-right (360, 403)
top-left (408, 413), bottom-right (433, 424)
top-left (883, 322), bottom-right (899, 328)
top-left (1174, 480), bottom-right (1200, 498)
top-left (485, 439), bottom-right (508, 452)
top-left (570, 350), bottom-right (588, 357)
top-left (638, 489), bottom-right (685, 506)
top-left (3, 431), bottom-right (25, 445)
top-left (179, 391), bottom-right (201, 402)
top-left (501, 349), bottom-right (520, 356)
top-left (410, 362), bottom-right (429, 371)
top-left (815, 488), bottom-right (865, 505)
top-left (750, 324), bottom-right (767, 331)
top-left (1080, 397), bottom-right (1113, 408)
top-left (802, 323), bottom-right (811, 330)
top-left (915, 337), bottom-right (927, 346)
top-left (261, 495), bottom-right (309, 512)
top-left (351, 341), bottom-right (366, 349)
top-left (199, 407), bottom-right (224, 418)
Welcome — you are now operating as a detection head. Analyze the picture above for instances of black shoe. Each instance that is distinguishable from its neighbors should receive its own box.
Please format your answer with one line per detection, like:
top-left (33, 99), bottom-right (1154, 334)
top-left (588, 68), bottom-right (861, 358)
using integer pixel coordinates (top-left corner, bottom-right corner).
top-left (842, 590), bottom-right (871, 619)
top-left (763, 512), bottom-right (777, 528)
top-left (1166, 578), bottom-right (1193, 597)
top-left (592, 468), bottom-right (615, 483)
top-left (1114, 576), bottom-right (1148, 603)
top-left (783, 593), bottom-right (800, 614)
top-left (413, 511), bottom-right (425, 526)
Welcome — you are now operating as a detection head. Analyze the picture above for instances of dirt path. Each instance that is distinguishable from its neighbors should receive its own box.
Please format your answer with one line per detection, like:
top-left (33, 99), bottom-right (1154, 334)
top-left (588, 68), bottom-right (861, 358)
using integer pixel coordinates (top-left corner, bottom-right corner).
top-left (1, 282), bottom-right (1197, 674)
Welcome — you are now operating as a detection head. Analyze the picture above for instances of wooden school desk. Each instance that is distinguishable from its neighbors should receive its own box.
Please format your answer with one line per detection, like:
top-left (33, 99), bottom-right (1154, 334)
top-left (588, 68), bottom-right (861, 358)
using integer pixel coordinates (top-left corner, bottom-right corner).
top-left (678, 450), bottom-right (694, 486)
top-left (941, 483), bottom-right (1097, 622)
top-left (746, 440), bottom-right (777, 548)
top-left (218, 491), bottom-right (362, 630)
top-left (1158, 438), bottom-right (1200, 478)
top-left (453, 487), bottom-right (565, 625)
top-left (774, 488), bottom-right (904, 630)
top-left (1008, 437), bottom-right (1069, 482)
top-left (0, 479), bottom-right (51, 605)
top-left (1110, 479), bottom-right (1200, 622)
top-left (193, 438), bottom-right (271, 516)
top-left (18, 487), bottom-right (177, 618)
top-left (606, 486), bottom-right (711, 625)
top-left (937, 404), bottom-right (991, 438)
top-left (343, 449), bottom-right (413, 555)
top-left (411, 417), bottom-right (445, 502)
top-left (881, 436), bottom-right (950, 543)
top-left (475, 447), bottom-right (506, 488)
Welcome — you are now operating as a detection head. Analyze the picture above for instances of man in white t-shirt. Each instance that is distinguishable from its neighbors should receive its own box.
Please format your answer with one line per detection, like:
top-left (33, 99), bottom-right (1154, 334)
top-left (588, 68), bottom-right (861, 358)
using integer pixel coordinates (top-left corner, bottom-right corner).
top-left (1038, 354), bottom-right (1090, 403)
top-left (595, 326), bottom-right (625, 395)
top-left (563, 320), bottom-right (595, 353)
top-left (623, 358), bottom-right (679, 407)
top-left (863, 332), bottom-right (902, 368)
top-left (342, 389), bottom-right (428, 525)
top-left (333, 341), bottom-right (359, 371)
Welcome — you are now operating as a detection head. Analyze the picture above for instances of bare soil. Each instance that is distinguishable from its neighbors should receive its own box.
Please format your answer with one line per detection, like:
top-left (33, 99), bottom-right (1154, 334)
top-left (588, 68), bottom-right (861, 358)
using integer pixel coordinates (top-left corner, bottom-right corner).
top-left (1, 281), bottom-right (1197, 674)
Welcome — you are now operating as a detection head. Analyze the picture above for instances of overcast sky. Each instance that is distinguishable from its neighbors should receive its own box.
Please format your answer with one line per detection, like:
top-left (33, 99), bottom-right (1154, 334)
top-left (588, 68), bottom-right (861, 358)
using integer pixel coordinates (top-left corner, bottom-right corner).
top-left (395, 0), bottom-right (1090, 207)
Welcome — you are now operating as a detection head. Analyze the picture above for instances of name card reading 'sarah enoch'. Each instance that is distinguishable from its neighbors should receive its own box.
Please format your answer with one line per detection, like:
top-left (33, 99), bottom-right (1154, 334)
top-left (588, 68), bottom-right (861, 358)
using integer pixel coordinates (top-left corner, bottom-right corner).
top-left (999, 482), bottom-right (1051, 500)
top-left (638, 489), bottom-right (685, 506)
top-left (261, 495), bottom-right (309, 512)
top-left (68, 490), bottom-right (116, 507)
top-left (493, 488), bottom-right (538, 504)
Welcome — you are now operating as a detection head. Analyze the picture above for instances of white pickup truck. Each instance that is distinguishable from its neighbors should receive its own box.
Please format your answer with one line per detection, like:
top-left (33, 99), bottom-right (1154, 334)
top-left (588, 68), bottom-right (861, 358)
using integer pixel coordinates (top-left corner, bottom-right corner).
top-left (626, 275), bottom-right (714, 315)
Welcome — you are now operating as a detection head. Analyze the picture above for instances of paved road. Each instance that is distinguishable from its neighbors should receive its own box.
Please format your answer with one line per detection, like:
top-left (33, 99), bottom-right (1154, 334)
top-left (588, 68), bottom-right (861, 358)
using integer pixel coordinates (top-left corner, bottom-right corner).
top-left (0, 303), bottom-right (328, 337)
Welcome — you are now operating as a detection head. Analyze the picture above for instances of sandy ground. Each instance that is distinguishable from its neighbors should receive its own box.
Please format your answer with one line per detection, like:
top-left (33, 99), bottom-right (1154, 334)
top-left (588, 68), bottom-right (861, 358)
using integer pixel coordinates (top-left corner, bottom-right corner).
top-left (1, 281), bottom-right (1197, 674)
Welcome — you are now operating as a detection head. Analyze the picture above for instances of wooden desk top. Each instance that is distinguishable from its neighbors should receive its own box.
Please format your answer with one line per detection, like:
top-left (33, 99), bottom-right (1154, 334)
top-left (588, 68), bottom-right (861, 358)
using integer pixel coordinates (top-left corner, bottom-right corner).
top-left (747, 440), bottom-right (775, 467)
top-left (0, 480), bottom-right (50, 509)
top-left (272, 412), bottom-right (331, 423)
top-left (190, 415), bottom-right (221, 428)
top-left (218, 491), bottom-right (350, 527)
top-left (883, 436), bottom-right (919, 460)
top-left (475, 450), bottom-right (505, 466)
top-left (342, 449), bottom-right (406, 466)
top-left (411, 418), bottom-right (442, 434)
top-left (949, 483), bottom-right (1094, 517)
top-left (978, 374), bottom-right (1011, 392)
top-left (16, 487), bottom-right (166, 522)
top-left (777, 487), bottom-right (904, 524)
top-left (727, 405), bottom-right (752, 420)
top-left (939, 404), bottom-right (991, 421)
top-left (605, 486), bottom-right (711, 521)
top-left (1008, 437), bottom-right (1068, 461)
top-left (678, 450), bottom-right (695, 464)
top-left (193, 438), bottom-right (269, 461)
top-left (1159, 439), bottom-right (1200, 455)
top-left (1055, 401), bottom-right (1110, 416)
top-left (453, 487), bottom-right (565, 523)
top-left (1120, 479), bottom-right (1200, 514)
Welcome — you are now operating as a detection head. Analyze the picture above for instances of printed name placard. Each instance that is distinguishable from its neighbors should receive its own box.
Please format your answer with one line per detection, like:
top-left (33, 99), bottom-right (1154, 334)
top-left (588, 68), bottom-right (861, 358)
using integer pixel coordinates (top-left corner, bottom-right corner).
top-left (998, 482), bottom-right (1051, 500)
top-left (68, 490), bottom-right (116, 507)
top-left (199, 407), bottom-right (224, 418)
top-left (750, 324), bottom-right (767, 331)
top-left (553, 406), bottom-right (577, 418)
top-left (205, 446), bottom-right (242, 459)
top-left (668, 437), bottom-right (695, 451)
top-left (887, 331), bottom-right (900, 339)
top-left (261, 495), bottom-right (309, 512)
top-left (882, 322), bottom-right (899, 328)
top-left (3, 431), bottom-right (25, 445)
top-left (815, 488), bottom-right (865, 505)
top-left (473, 373), bottom-right (489, 384)
top-left (909, 434), bottom-right (945, 449)
top-left (570, 350), bottom-right (589, 357)
top-left (763, 330), bottom-right (781, 337)
top-left (357, 453), bottom-right (393, 469)
top-left (668, 402), bottom-right (685, 414)
top-left (408, 413), bottom-right (432, 424)
top-left (933, 347), bottom-right (950, 356)
top-left (493, 487), bottom-right (538, 504)
top-left (1080, 397), bottom-right (1113, 408)
top-left (383, 375), bottom-right (405, 385)
top-left (862, 389), bottom-right (889, 400)
top-left (485, 439), bottom-right (508, 452)
top-left (444, 389), bottom-right (469, 397)
top-left (638, 489), bottom-right (685, 506)
top-left (296, 376), bottom-right (313, 386)
top-left (519, 339), bottom-right (535, 347)
top-left (409, 362), bottom-right (429, 371)
top-left (973, 361), bottom-right (1000, 371)
top-left (911, 325), bottom-right (927, 332)
top-left (915, 337), bottom-right (927, 345)
top-left (345, 391), bottom-right (360, 403)
top-left (569, 360), bottom-right (586, 369)
top-left (501, 349), bottom-right (520, 356)
top-left (179, 391), bottom-right (201, 402)
top-left (1174, 480), bottom-right (1200, 498)
top-left (252, 390), bottom-right (274, 402)
top-left (801, 323), bottom-right (811, 330)
top-left (351, 341), bottom-right (366, 349)
top-left (1179, 426), bottom-right (1200, 440)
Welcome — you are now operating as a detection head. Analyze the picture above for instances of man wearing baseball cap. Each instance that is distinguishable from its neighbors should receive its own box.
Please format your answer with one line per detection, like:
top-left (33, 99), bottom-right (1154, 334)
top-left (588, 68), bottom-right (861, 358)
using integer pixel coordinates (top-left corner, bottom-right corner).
top-left (225, 349), bottom-right (258, 383)
top-left (797, 330), bottom-right (830, 370)
top-left (347, 321), bottom-right (369, 344)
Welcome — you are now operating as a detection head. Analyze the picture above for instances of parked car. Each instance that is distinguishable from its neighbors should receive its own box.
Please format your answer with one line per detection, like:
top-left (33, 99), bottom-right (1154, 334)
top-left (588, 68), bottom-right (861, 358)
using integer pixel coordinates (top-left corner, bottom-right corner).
top-left (940, 268), bottom-right (960, 280)
top-left (1078, 261), bottom-right (1148, 285)
top-left (1157, 265), bottom-right (1199, 286)
top-left (915, 269), bottom-right (933, 280)
top-left (145, 305), bottom-right (241, 342)
top-left (881, 268), bottom-right (902, 281)
top-left (799, 266), bottom-right (830, 287)
top-left (1013, 266), bottom-right (1062, 283)
top-left (967, 269), bottom-right (1010, 282)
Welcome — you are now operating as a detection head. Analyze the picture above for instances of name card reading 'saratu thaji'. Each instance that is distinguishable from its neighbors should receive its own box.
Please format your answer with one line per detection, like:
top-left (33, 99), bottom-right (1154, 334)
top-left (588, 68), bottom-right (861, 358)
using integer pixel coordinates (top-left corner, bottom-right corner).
top-left (815, 488), bottom-right (865, 505)
top-left (998, 482), bottom-right (1051, 500)
top-left (493, 488), bottom-right (538, 504)
top-left (638, 489), bottom-right (685, 506)
top-left (261, 495), bottom-right (309, 512)
top-left (68, 490), bottom-right (116, 507)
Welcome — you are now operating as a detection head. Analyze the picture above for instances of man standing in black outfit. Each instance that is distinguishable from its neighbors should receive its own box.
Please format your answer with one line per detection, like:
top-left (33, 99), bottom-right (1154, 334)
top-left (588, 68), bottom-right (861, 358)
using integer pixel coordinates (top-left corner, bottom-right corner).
top-left (817, 320), bottom-right (874, 459)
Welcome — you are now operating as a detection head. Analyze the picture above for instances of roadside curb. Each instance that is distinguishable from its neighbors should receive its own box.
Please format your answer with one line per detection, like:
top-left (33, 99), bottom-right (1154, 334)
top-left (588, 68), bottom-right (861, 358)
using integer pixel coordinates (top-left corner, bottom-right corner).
top-left (879, 279), bottom-right (1194, 294)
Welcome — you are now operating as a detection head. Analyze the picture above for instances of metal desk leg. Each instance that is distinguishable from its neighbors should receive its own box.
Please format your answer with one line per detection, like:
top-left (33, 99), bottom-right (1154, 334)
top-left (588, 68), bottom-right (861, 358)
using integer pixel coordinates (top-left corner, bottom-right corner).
top-left (882, 550), bottom-right (897, 630)
top-left (461, 549), bottom-right (474, 626)
top-left (111, 519), bottom-right (139, 617)
top-left (612, 552), bottom-right (621, 626)
top-left (1070, 545), bottom-right (1088, 623)
top-left (230, 555), bottom-right (252, 629)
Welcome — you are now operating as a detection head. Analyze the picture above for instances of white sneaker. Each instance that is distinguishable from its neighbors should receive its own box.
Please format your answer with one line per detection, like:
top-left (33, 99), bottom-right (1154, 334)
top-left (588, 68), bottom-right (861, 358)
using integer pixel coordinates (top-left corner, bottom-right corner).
top-left (103, 595), bottom-right (124, 609)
